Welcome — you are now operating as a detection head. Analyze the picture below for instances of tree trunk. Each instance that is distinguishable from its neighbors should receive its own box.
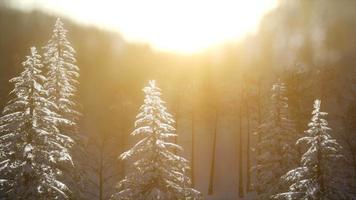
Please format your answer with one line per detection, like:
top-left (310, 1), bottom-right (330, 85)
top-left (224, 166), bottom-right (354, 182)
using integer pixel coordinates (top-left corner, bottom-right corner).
top-left (208, 109), bottom-right (218, 195)
top-left (246, 100), bottom-right (251, 192)
top-left (238, 96), bottom-right (244, 198)
top-left (99, 142), bottom-right (104, 200)
top-left (191, 107), bottom-right (195, 187)
top-left (257, 79), bottom-right (262, 152)
top-left (255, 79), bottom-right (263, 195)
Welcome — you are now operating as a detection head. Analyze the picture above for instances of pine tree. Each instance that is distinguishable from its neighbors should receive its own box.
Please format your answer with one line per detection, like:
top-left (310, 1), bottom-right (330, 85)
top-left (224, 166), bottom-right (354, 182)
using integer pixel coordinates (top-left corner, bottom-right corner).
top-left (0, 47), bottom-right (73, 199)
top-left (273, 100), bottom-right (354, 200)
top-left (43, 17), bottom-right (80, 131)
top-left (111, 80), bottom-right (202, 200)
top-left (43, 18), bottom-right (83, 198)
top-left (253, 80), bottom-right (299, 199)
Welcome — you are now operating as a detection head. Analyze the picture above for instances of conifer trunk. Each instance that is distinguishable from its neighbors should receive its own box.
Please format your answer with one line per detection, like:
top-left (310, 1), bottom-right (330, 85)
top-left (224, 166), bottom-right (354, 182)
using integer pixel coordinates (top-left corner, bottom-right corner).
top-left (191, 107), bottom-right (195, 187)
top-left (99, 143), bottom-right (104, 200)
top-left (256, 79), bottom-right (262, 195)
top-left (208, 109), bottom-right (218, 195)
top-left (246, 99), bottom-right (251, 192)
top-left (257, 79), bottom-right (262, 128)
top-left (238, 94), bottom-right (244, 198)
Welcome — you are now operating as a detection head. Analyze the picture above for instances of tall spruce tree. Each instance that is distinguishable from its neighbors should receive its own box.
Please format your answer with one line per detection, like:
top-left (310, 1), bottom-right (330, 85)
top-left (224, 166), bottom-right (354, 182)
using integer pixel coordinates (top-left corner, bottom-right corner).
top-left (0, 47), bottom-right (73, 199)
top-left (253, 80), bottom-right (299, 199)
top-left (111, 80), bottom-right (202, 200)
top-left (43, 18), bottom-right (83, 198)
top-left (43, 17), bottom-right (80, 132)
top-left (273, 100), bottom-right (354, 200)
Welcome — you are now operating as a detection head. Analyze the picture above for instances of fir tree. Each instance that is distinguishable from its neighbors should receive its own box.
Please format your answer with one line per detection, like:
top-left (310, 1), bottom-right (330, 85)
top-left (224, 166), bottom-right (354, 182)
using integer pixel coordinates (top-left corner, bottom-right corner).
top-left (43, 17), bottom-right (80, 132)
top-left (0, 47), bottom-right (73, 199)
top-left (111, 80), bottom-right (202, 200)
top-left (43, 18), bottom-right (84, 198)
top-left (273, 100), bottom-right (354, 200)
top-left (253, 80), bottom-right (299, 199)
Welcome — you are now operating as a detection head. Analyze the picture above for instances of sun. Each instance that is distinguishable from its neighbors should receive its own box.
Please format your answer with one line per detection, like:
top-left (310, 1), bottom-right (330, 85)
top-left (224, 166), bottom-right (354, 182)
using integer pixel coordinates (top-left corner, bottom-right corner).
top-left (12, 0), bottom-right (277, 54)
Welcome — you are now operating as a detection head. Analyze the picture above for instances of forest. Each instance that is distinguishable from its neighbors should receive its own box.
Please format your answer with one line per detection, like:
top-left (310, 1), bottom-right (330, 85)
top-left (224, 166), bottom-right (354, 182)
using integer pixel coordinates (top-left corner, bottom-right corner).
top-left (0, 0), bottom-right (356, 200)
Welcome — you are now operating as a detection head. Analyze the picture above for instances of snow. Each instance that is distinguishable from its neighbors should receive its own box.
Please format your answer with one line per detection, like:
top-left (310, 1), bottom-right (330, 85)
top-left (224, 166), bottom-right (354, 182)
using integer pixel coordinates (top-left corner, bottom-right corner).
top-left (43, 18), bottom-right (80, 127)
top-left (253, 80), bottom-right (299, 199)
top-left (111, 80), bottom-right (202, 200)
top-left (0, 46), bottom-right (74, 199)
top-left (273, 100), bottom-right (354, 200)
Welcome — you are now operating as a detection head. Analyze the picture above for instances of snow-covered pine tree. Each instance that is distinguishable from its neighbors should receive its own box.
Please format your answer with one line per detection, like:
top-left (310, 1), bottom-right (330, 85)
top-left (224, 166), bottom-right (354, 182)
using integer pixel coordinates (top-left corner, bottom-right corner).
top-left (0, 47), bottom-right (73, 199)
top-left (111, 80), bottom-right (202, 200)
top-left (43, 17), bottom-right (80, 132)
top-left (272, 100), bottom-right (354, 200)
top-left (43, 18), bottom-right (84, 198)
top-left (253, 80), bottom-right (299, 199)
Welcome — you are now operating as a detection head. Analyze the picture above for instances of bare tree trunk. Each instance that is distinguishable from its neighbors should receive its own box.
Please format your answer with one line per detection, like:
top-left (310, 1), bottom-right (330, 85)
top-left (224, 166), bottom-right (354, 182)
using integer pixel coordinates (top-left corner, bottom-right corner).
top-left (238, 95), bottom-right (244, 198)
top-left (191, 107), bottom-right (195, 187)
top-left (257, 79), bottom-right (262, 140)
top-left (246, 99), bottom-right (251, 192)
top-left (99, 141), bottom-right (104, 200)
top-left (208, 109), bottom-right (218, 195)
top-left (255, 79), bottom-right (262, 195)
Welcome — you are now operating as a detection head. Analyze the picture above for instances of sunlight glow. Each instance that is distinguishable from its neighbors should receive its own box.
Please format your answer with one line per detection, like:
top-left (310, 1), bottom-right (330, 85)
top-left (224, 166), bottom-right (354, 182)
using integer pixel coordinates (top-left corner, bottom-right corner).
top-left (12, 0), bottom-right (277, 53)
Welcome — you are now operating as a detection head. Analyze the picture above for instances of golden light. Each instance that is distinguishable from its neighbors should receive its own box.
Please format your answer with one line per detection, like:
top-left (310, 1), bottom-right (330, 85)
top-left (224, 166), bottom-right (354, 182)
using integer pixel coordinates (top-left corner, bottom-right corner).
top-left (13, 0), bottom-right (277, 53)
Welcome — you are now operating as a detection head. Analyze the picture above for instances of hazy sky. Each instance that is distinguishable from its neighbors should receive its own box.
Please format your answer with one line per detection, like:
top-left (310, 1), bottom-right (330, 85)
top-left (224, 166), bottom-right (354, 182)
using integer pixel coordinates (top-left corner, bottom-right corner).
top-left (7, 0), bottom-right (278, 53)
